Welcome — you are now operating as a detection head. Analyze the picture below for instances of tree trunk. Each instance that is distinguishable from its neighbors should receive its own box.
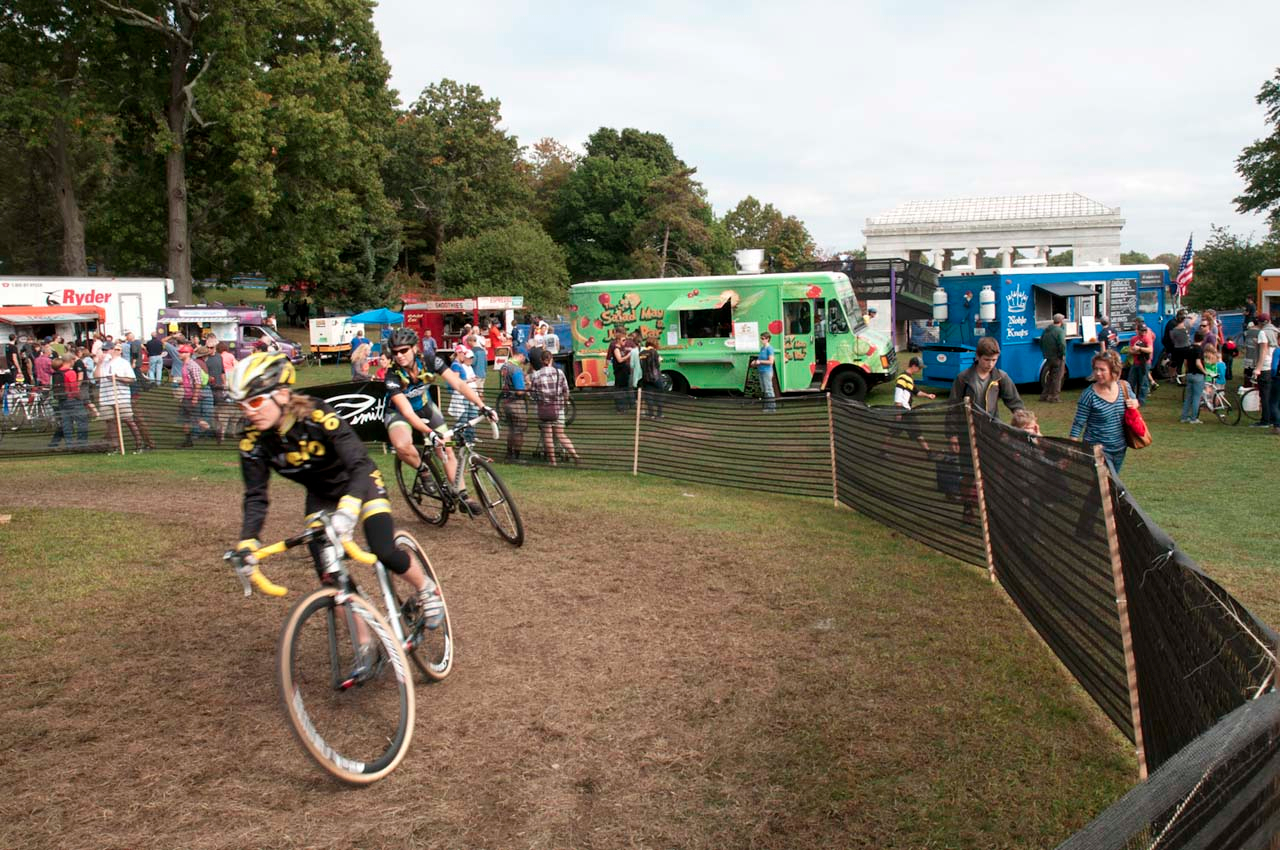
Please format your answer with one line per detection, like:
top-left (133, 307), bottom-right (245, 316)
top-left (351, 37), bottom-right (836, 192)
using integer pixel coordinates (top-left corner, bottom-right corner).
top-left (50, 117), bottom-right (88, 276)
top-left (166, 38), bottom-right (193, 305)
top-left (659, 224), bottom-right (670, 278)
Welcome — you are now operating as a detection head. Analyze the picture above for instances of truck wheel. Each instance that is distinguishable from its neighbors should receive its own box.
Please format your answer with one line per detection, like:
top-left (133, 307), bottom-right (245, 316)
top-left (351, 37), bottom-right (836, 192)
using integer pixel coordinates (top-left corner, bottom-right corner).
top-left (830, 370), bottom-right (867, 402)
top-left (660, 371), bottom-right (686, 394)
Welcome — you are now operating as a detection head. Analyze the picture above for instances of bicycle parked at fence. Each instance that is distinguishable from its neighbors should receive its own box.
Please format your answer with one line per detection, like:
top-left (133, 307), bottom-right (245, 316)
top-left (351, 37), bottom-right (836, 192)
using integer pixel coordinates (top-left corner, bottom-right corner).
top-left (224, 511), bottom-right (453, 784)
top-left (1, 382), bottom-right (56, 432)
top-left (395, 412), bottom-right (524, 546)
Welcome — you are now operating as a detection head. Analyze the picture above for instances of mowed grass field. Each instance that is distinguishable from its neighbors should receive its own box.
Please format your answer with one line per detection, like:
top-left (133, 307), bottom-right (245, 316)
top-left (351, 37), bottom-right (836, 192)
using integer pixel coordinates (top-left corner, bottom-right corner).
top-left (0, 362), bottom-right (1275, 849)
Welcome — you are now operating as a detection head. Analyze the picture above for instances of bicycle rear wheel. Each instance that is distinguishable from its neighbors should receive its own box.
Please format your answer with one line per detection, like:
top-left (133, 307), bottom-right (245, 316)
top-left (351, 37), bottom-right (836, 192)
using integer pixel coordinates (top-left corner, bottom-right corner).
top-left (390, 531), bottom-right (454, 681)
top-left (470, 455), bottom-right (524, 546)
top-left (395, 453), bottom-right (449, 526)
top-left (277, 588), bottom-right (415, 785)
top-left (1238, 389), bottom-right (1261, 424)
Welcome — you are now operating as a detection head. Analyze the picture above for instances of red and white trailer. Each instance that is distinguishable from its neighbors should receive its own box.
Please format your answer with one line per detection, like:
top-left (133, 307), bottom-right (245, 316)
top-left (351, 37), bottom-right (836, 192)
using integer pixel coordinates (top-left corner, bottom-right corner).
top-left (402, 295), bottom-right (523, 358)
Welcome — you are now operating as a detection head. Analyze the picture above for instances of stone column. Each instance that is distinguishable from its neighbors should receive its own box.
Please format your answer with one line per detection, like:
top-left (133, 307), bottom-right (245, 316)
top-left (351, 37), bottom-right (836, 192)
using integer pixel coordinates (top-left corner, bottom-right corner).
top-left (999, 245), bottom-right (1015, 267)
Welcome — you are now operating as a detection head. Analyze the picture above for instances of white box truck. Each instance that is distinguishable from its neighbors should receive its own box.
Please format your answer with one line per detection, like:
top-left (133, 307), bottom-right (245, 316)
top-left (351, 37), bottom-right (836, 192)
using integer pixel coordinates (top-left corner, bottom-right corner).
top-left (0, 276), bottom-right (174, 341)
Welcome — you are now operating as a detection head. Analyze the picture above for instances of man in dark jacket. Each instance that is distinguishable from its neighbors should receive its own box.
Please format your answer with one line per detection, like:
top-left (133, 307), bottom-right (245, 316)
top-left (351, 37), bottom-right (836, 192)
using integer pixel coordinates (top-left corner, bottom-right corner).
top-left (950, 336), bottom-right (1026, 421)
top-left (1039, 313), bottom-right (1067, 402)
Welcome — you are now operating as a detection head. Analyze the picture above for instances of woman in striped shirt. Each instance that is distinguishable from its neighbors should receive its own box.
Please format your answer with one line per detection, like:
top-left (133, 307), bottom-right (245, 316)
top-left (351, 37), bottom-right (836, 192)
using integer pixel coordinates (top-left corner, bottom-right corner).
top-left (1070, 353), bottom-right (1139, 474)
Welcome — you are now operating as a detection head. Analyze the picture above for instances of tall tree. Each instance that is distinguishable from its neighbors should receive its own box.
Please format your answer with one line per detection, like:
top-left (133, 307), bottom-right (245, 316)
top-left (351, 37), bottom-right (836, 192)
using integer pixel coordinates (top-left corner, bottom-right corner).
top-left (524, 137), bottom-right (579, 230)
top-left (437, 221), bottom-right (570, 312)
top-left (1120, 250), bottom-right (1152, 264)
top-left (101, 0), bottom-right (226, 304)
top-left (722, 195), bottom-right (816, 271)
top-left (551, 127), bottom-right (733, 281)
top-left (1184, 225), bottom-right (1280, 310)
top-left (1235, 67), bottom-right (1280, 228)
top-left (0, 1), bottom-right (117, 275)
top-left (383, 79), bottom-right (531, 278)
top-left (632, 168), bottom-right (711, 278)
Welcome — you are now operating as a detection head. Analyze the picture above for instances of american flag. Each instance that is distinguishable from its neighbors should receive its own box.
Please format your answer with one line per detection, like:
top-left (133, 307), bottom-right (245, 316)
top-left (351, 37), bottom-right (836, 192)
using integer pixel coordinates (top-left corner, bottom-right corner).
top-left (1175, 234), bottom-right (1194, 298)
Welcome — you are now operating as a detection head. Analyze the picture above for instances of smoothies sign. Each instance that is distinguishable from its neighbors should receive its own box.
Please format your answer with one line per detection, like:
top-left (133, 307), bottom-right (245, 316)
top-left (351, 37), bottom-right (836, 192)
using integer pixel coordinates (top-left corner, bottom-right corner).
top-left (1004, 284), bottom-right (1030, 342)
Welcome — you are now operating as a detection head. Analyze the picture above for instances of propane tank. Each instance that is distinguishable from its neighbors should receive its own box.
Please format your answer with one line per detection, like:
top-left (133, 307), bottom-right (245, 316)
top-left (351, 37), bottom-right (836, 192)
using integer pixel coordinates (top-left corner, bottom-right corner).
top-left (979, 285), bottom-right (996, 322)
top-left (932, 287), bottom-right (948, 322)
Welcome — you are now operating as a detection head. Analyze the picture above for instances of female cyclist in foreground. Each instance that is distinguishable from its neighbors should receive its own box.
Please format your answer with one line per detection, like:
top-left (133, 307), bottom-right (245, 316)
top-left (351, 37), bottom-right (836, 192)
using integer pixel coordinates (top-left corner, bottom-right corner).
top-left (381, 327), bottom-right (497, 512)
top-left (229, 352), bottom-right (445, 650)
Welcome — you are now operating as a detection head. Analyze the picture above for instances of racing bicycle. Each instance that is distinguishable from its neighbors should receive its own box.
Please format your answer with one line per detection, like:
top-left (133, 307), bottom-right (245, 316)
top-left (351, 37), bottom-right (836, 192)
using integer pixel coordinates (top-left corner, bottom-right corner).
top-left (394, 412), bottom-right (524, 547)
top-left (2, 383), bottom-right (55, 432)
top-left (224, 511), bottom-right (453, 784)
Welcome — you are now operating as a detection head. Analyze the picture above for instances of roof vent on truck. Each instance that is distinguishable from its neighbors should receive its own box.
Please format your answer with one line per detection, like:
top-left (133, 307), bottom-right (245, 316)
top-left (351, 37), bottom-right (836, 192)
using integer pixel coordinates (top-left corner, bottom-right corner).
top-left (734, 248), bottom-right (765, 275)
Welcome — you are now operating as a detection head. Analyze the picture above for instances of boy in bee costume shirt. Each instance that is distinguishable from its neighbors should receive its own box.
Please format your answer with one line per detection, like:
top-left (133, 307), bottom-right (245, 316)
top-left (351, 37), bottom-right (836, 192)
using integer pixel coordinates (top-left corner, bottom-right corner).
top-left (230, 352), bottom-right (443, 628)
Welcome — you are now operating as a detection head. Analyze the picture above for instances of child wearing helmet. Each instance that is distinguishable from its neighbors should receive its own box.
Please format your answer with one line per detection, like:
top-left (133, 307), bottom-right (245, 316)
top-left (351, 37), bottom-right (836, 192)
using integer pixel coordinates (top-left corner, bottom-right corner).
top-left (381, 327), bottom-right (496, 511)
top-left (228, 352), bottom-right (444, 625)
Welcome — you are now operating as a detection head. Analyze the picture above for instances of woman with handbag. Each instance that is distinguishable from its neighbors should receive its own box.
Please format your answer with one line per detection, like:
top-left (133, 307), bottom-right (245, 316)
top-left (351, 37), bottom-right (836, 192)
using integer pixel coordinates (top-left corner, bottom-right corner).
top-left (1069, 352), bottom-right (1143, 474)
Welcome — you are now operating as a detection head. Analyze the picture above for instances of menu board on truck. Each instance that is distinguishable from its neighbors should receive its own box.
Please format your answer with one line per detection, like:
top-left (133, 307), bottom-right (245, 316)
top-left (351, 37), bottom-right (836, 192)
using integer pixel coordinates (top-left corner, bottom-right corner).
top-left (1107, 277), bottom-right (1138, 333)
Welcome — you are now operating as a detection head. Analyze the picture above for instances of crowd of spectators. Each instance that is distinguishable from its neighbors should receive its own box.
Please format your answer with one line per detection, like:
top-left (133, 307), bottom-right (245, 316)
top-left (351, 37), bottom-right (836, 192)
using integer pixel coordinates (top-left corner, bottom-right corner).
top-left (0, 324), bottom-right (263, 452)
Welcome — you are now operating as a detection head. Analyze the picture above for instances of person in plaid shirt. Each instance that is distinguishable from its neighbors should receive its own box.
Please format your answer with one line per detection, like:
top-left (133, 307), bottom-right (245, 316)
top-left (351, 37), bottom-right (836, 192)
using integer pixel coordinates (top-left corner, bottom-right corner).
top-left (529, 359), bottom-right (579, 466)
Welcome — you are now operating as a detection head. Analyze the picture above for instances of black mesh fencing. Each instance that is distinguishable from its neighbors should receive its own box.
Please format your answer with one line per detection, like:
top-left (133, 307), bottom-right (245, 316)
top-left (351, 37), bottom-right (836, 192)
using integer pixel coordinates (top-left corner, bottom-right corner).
top-left (1114, 485), bottom-right (1280, 772)
top-left (971, 412), bottom-right (1133, 739)
top-left (1056, 691), bottom-right (1280, 850)
top-left (0, 379), bottom-right (248, 457)
top-left (831, 399), bottom-right (986, 567)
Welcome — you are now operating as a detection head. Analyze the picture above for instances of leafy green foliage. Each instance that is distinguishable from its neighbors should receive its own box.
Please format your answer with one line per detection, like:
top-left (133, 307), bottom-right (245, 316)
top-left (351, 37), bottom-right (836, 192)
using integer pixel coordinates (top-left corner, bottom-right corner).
top-left (1235, 67), bottom-right (1280, 228)
top-left (1184, 225), bottom-right (1280, 310)
top-left (722, 195), bottom-right (817, 271)
top-left (436, 221), bottom-right (569, 312)
top-left (1120, 251), bottom-right (1151, 264)
top-left (383, 79), bottom-right (532, 278)
top-left (524, 137), bottom-right (580, 230)
top-left (552, 127), bottom-right (732, 281)
top-left (1047, 249), bottom-right (1073, 266)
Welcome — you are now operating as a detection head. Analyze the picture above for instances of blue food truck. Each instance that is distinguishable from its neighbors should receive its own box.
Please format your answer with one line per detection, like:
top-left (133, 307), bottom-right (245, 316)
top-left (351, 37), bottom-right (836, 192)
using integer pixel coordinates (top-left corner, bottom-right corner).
top-left (919, 264), bottom-right (1172, 387)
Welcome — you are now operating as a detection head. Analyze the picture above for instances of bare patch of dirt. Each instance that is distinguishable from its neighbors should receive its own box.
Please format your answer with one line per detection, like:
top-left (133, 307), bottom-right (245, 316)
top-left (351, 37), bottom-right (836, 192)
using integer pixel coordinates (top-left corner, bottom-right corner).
top-left (0, 462), bottom-right (1127, 849)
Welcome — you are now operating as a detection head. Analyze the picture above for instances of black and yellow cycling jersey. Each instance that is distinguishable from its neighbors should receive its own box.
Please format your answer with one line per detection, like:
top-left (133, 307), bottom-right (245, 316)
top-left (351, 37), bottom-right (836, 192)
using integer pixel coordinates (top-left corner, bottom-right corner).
top-left (239, 399), bottom-right (388, 541)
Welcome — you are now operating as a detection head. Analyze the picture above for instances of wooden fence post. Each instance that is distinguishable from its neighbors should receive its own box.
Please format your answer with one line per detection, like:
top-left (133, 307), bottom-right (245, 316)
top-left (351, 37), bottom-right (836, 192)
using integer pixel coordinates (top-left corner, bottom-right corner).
top-left (827, 394), bottom-right (839, 508)
top-left (632, 387), bottom-right (642, 476)
top-left (963, 398), bottom-right (997, 584)
top-left (1094, 446), bottom-right (1148, 780)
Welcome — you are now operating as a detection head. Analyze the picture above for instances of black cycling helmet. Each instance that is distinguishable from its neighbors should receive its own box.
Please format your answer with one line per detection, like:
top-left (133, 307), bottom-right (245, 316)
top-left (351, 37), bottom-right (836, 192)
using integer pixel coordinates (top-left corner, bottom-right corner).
top-left (388, 327), bottom-right (419, 349)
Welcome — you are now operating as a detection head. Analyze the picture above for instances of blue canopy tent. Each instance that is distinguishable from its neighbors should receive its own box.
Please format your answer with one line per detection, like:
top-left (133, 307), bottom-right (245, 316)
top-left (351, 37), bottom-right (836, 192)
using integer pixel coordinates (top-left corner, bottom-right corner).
top-left (347, 308), bottom-right (404, 352)
top-left (348, 307), bottom-right (404, 325)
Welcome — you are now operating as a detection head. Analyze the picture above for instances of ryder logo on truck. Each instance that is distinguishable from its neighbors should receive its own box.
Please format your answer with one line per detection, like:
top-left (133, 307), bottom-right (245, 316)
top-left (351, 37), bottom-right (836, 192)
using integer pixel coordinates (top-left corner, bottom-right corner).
top-left (43, 289), bottom-right (114, 306)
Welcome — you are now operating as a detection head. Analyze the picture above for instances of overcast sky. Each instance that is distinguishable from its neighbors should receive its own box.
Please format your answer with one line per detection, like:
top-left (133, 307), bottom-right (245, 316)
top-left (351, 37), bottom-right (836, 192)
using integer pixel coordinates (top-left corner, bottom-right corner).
top-left (372, 0), bottom-right (1278, 258)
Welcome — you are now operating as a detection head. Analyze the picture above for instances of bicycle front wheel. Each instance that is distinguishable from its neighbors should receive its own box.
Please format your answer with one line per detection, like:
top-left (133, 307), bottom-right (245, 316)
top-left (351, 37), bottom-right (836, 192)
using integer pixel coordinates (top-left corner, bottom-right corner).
top-left (277, 588), bottom-right (415, 785)
top-left (391, 531), bottom-right (454, 681)
top-left (470, 456), bottom-right (524, 546)
top-left (395, 453), bottom-right (449, 526)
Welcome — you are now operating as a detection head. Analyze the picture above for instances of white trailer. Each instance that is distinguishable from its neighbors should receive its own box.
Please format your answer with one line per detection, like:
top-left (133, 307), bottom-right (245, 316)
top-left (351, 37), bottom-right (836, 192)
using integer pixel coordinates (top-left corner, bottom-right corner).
top-left (0, 276), bottom-right (174, 340)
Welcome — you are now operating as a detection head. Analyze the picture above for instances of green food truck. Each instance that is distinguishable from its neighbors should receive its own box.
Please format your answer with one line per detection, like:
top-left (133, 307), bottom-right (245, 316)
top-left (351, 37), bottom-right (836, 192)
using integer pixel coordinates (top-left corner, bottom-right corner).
top-left (569, 272), bottom-right (895, 400)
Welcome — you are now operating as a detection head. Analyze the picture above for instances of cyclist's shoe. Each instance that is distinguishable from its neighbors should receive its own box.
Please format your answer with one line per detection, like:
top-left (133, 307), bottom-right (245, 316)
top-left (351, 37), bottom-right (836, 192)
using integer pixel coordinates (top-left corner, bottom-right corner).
top-left (459, 492), bottom-right (482, 514)
top-left (350, 640), bottom-right (380, 683)
top-left (417, 580), bottom-right (445, 631)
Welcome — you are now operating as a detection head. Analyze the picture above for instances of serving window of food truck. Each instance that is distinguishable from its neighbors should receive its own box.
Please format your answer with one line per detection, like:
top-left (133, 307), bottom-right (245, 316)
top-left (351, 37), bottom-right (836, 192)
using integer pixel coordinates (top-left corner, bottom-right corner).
top-left (1032, 280), bottom-right (1098, 335)
top-left (667, 292), bottom-right (733, 339)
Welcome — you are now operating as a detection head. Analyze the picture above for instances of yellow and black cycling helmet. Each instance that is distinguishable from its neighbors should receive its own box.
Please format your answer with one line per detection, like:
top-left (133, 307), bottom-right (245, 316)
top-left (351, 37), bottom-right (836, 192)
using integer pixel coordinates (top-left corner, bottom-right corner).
top-left (229, 352), bottom-right (296, 401)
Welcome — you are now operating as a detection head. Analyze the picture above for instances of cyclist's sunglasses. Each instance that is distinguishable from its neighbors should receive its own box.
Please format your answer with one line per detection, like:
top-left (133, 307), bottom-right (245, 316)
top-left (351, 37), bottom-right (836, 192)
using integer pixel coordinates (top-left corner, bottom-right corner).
top-left (392, 347), bottom-right (414, 356)
top-left (238, 393), bottom-right (274, 411)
